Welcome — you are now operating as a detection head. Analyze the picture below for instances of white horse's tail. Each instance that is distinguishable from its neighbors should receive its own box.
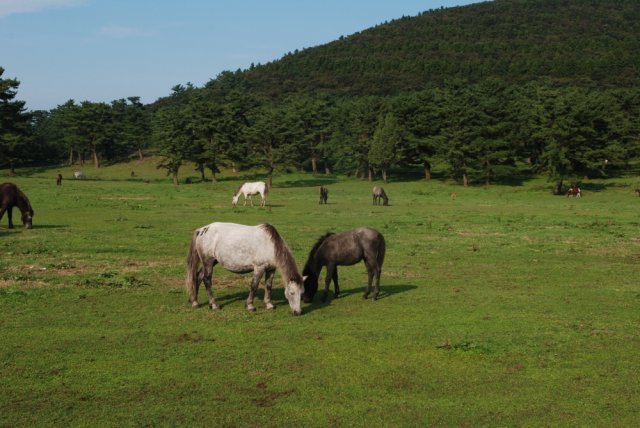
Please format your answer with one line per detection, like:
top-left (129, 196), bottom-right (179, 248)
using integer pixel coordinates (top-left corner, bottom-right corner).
top-left (186, 230), bottom-right (200, 306)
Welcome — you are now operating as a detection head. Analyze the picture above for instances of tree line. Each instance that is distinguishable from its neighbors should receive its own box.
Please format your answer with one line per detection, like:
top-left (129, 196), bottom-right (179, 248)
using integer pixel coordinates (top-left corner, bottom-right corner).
top-left (2, 65), bottom-right (639, 191)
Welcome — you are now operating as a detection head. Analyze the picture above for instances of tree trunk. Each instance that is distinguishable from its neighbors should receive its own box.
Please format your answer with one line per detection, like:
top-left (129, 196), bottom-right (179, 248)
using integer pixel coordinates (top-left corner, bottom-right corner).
top-left (324, 160), bottom-right (331, 175)
top-left (485, 160), bottom-right (491, 186)
top-left (423, 161), bottom-right (431, 180)
top-left (92, 147), bottom-right (100, 168)
top-left (382, 169), bottom-right (388, 183)
top-left (368, 167), bottom-right (373, 182)
top-left (463, 173), bottom-right (469, 187)
top-left (311, 157), bottom-right (318, 176)
top-left (231, 162), bottom-right (237, 174)
top-left (138, 148), bottom-right (144, 162)
top-left (267, 166), bottom-right (274, 189)
top-left (553, 180), bottom-right (563, 195)
top-left (172, 172), bottom-right (179, 186)
top-left (68, 148), bottom-right (74, 165)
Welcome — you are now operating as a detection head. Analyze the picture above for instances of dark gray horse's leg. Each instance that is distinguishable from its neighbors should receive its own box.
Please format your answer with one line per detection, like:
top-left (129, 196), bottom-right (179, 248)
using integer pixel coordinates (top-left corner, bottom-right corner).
top-left (363, 258), bottom-right (381, 300)
top-left (363, 268), bottom-right (373, 299)
top-left (246, 268), bottom-right (264, 312)
top-left (373, 267), bottom-right (381, 300)
top-left (203, 260), bottom-right (219, 309)
top-left (322, 264), bottom-right (335, 302)
top-left (263, 269), bottom-right (275, 309)
top-left (332, 268), bottom-right (340, 298)
top-left (2, 207), bottom-right (14, 228)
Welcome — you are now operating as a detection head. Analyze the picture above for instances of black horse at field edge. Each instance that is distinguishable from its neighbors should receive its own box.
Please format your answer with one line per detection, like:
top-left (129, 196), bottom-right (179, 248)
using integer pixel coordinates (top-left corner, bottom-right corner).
top-left (0, 183), bottom-right (34, 229)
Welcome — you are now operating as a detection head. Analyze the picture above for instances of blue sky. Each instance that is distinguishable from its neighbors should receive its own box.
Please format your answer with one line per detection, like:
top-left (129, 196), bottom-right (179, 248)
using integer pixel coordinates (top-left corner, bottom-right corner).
top-left (1, 0), bottom-right (483, 111)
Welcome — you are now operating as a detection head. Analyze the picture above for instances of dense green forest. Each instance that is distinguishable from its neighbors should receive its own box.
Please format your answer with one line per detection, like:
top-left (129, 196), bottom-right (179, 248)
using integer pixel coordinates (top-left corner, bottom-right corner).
top-left (2, 0), bottom-right (639, 190)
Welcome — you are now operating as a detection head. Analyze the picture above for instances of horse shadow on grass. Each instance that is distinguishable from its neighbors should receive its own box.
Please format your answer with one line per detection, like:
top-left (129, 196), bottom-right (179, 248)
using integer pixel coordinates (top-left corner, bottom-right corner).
top-left (191, 284), bottom-right (417, 315)
top-left (276, 177), bottom-right (338, 188)
top-left (303, 283), bottom-right (418, 314)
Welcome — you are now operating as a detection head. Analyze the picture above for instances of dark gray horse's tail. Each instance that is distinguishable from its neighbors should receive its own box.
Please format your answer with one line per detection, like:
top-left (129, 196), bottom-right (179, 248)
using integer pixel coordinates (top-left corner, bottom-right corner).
top-left (185, 230), bottom-right (200, 305)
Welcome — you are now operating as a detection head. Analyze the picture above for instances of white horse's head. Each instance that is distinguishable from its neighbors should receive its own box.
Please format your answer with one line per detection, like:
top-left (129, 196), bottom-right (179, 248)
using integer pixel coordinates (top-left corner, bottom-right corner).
top-left (284, 279), bottom-right (304, 316)
top-left (231, 194), bottom-right (239, 206)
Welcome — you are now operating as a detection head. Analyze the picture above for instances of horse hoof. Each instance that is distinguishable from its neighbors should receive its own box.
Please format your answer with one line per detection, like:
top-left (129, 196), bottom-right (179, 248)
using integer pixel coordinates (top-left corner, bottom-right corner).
top-left (266, 303), bottom-right (275, 310)
top-left (191, 301), bottom-right (199, 308)
top-left (246, 305), bottom-right (256, 312)
top-left (210, 303), bottom-right (219, 310)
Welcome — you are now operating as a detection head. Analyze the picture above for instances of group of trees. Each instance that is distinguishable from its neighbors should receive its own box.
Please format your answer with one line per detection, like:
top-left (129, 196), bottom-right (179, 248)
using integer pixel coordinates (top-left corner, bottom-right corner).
top-left (2, 65), bottom-right (640, 190)
top-left (149, 76), bottom-right (639, 189)
top-left (3, 0), bottom-right (640, 189)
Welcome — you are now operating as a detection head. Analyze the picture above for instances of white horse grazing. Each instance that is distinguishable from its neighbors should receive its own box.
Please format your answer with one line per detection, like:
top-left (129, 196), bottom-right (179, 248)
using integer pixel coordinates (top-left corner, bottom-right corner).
top-left (232, 181), bottom-right (268, 207)
top-left (186, 222), bottom-right (304, 315)
top-left (74, 171), bottom-right (85, 179)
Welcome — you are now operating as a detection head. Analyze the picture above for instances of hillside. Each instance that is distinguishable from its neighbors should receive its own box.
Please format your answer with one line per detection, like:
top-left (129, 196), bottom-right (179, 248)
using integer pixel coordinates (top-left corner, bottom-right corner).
top-left (234, 0), bottom-right (640, 98)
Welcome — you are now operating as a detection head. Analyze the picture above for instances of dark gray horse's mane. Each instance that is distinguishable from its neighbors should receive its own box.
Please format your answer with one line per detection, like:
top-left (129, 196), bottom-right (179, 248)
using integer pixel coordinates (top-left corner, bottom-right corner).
top-left (261, 223), bottom-right (303, 283)
top-left (18, 188), bottom-right (34, 215)
top-left (303, 232), bottom-right (335, 275)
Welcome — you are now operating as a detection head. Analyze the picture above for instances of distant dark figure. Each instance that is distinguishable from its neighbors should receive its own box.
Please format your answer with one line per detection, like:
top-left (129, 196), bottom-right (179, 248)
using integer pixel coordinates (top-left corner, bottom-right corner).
top-left (0, 182), bottom-right (34, 229)
top-left (372, 186), bottom-right (389, 206)
top-left (566, 184), bottom-right (581, 198)
top-left (303, 227), bottom-right (386, 302)
top-left (319, 186), bottom-right (329, 204)
top-left (185, 177), bottom-right (192, 184)
top-left (635, 188), bottom-right (640, 197)
top-left (131, 171), bottom-right (136, 177)
top-left (56, 174), bottom-right (62, 186)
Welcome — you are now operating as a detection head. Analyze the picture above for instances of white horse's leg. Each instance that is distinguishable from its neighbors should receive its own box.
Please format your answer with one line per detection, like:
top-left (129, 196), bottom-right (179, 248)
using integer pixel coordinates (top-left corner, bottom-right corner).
top-left (203, 260), bottom-right (220, 310)
top-left (246, 268), bottom-right (264, 312)
top-left (249, 193), bottom-right (254, 207)
top-left (263, 269), bottom-right (275, 309)
top-left (243, 193), bottom-right (248, 206)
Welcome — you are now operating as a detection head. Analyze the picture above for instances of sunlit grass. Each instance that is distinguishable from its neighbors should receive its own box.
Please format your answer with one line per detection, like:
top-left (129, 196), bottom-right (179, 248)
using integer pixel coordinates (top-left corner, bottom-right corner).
top-left (1, 163), bottom-right (640, 426)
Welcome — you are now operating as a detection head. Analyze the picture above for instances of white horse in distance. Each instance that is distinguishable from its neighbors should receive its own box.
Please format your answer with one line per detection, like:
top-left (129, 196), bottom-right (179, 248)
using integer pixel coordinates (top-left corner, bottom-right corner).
top-left (232, 181), bottom-right (268, 207)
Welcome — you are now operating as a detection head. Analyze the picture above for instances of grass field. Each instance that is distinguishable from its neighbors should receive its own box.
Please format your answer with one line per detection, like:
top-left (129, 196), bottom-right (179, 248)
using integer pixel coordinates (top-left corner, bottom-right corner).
top-left (1, 159), bottom-right (639, 426)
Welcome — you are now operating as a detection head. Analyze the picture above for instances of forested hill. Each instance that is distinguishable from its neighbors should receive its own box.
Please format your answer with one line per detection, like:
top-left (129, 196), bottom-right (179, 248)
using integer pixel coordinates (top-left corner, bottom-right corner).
top-left (236, 0), bottom-right (639, 98)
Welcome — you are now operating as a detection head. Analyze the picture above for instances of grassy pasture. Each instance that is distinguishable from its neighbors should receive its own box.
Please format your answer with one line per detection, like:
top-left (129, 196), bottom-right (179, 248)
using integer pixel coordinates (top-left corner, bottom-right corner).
top-left (1, 159), bottom-right (640, 426)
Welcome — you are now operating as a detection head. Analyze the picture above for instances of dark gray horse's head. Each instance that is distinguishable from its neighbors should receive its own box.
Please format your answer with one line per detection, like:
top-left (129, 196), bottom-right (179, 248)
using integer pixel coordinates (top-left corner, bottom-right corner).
top-left (22, 210), bottom-right (33, 229)
top-left (302, 272), bottom-right (318, 303)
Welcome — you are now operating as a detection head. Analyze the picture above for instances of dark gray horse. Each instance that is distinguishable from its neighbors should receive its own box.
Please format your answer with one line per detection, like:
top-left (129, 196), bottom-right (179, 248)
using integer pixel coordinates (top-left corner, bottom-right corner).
top-left (303, 227), bottom-right (385, 302)
top-left (319, 186), bottom-right (329, 204)
top-left (372, 186), bottom-right (389, 206)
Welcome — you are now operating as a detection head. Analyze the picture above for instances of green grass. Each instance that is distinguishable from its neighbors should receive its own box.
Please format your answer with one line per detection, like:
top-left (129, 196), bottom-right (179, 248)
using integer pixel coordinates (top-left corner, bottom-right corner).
top-left (1, 159), bottom-right (640, 426)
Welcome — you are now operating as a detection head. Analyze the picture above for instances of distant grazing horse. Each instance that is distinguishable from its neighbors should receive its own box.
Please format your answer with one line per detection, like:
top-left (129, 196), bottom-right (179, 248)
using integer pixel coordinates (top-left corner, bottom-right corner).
top-left (566, 184), bottom-right (581, 197)
top-left (319, 186), bottom-right (329, 204)
top-left (0, 183), bottom-right (34, 229)
top-left (232, 181), bottom-right (268, 207)
top-left (186, 222), bottom-right (304, 315)
top-left (303, 227), bottom-right (385, 302)
top-left (74, 171), bottom-right (85, 179)
top-left (56, 174), bottom-right (62, 185)
top-left (372, 186), bottom-right (389, 206)
top-left (635, 188), bottom-right (640, 197)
